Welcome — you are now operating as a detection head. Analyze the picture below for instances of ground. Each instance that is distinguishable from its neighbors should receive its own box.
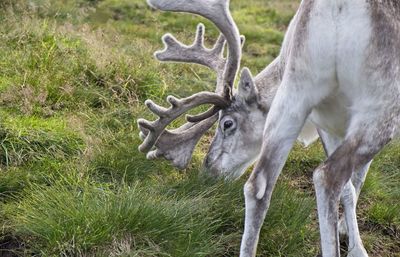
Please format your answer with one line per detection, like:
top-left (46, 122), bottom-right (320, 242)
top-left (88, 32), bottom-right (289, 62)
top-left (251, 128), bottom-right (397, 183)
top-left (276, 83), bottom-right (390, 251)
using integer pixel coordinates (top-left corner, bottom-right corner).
top-left (0, 0), bottom-right (399, 256)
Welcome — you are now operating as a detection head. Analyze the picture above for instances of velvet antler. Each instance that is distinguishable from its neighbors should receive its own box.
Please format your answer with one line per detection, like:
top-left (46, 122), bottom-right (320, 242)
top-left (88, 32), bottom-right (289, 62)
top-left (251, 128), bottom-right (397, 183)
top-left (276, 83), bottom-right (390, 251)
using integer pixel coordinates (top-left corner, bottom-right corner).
top-left (138, 0), bottom-right (244, 169)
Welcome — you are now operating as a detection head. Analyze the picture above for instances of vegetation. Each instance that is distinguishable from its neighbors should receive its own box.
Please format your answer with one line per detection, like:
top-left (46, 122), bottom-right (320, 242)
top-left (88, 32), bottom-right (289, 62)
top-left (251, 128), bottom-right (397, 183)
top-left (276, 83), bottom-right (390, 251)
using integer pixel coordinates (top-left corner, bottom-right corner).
top-left (0, 0), bottom-right (398, 256)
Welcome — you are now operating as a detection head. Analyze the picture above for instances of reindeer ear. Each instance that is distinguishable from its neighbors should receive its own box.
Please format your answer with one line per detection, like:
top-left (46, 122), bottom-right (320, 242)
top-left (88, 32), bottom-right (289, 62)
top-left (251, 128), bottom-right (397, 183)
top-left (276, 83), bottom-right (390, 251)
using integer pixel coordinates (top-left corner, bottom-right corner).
top-left (238, 67), bottom-right (258, 104)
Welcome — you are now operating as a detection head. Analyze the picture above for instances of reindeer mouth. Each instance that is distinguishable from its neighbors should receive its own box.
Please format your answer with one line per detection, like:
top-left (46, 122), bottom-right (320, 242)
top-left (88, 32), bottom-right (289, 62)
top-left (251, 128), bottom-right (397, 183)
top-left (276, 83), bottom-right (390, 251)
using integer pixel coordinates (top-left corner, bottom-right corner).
top-left (204, 152), bottom-right (254, 180)
top-left (224, 160), bottom-right (254, 180)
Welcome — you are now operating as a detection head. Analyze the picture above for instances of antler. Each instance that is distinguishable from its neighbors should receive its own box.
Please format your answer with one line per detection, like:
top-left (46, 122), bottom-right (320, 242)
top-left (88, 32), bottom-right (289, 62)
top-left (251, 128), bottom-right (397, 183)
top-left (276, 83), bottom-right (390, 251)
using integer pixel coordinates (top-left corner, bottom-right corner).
top-left (156, 24), bottom-right (227, 93)
top-left (139, 114), bottom-right (219, 169)
top-left (138, 0), bottom-right (243, 169)
top-left (147, 0), bottom-right (242, 97)
top-left (137, 92), bottom-right (229, 153)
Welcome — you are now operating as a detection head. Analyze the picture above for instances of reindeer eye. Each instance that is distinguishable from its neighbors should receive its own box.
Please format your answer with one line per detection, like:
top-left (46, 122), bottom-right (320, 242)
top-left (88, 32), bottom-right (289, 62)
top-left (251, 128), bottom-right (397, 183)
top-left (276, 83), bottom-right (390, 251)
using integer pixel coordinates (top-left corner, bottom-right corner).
top-left (223, 120), bottom-right (234, 130)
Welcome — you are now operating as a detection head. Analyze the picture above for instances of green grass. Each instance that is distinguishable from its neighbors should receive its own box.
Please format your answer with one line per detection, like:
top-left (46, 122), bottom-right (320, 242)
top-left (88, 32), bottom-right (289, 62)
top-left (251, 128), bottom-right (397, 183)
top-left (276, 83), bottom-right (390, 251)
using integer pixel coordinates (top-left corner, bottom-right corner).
top-left (0, 0), bottom-right (399, 256)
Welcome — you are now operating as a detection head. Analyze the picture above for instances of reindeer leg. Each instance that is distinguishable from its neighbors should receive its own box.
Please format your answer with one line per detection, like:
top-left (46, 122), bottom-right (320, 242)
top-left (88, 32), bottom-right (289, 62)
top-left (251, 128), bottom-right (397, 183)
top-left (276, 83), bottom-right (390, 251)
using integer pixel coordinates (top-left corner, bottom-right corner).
top-left (313, 124), bottom-right (393, 257)
top-left (338, 162), bottom-right (371, 236)
top-left (340, 181), bottom-right (369, 257)
top-left (240, 79), bottom-right (320, 257)
top-left (318, 129), bottom-right (369, 256)
top-left (350, 161), bottom-right (371, 199)
top-left (339, 159), bottom-right (371, 256)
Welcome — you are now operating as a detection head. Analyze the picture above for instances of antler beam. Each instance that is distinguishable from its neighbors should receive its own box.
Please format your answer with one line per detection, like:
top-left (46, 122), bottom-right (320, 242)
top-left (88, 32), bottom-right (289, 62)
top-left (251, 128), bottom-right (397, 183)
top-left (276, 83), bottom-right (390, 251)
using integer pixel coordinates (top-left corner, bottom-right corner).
top-left (138, 92), bottom-right (229, 153)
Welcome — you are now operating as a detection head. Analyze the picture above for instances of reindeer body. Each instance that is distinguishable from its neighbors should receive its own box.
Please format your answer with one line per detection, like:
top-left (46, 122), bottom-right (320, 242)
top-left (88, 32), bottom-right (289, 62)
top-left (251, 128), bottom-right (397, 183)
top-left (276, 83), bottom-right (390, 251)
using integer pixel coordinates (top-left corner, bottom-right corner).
top-left (139, 0), bottom-right (399, 256)
top-left (241, 1), bottom-right (399, 256)
top-left (256, 0), bottom-right (388, 140)
top-left (305, 0), bottom-right (396, 138)
top-left (253, 0), bottom-right (374, 143)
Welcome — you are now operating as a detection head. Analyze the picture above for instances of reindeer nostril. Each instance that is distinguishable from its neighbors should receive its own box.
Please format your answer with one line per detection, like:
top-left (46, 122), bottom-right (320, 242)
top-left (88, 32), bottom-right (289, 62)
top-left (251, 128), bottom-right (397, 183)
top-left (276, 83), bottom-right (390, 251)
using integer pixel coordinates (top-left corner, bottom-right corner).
top-left (224, 120), bottom-right (234, 130)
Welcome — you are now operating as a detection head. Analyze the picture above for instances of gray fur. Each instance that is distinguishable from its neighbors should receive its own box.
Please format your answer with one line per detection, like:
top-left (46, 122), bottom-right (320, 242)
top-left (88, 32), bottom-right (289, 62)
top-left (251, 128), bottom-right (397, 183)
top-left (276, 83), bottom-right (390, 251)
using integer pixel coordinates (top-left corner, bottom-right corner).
top-left (367, 0), bottom-right (400, 79)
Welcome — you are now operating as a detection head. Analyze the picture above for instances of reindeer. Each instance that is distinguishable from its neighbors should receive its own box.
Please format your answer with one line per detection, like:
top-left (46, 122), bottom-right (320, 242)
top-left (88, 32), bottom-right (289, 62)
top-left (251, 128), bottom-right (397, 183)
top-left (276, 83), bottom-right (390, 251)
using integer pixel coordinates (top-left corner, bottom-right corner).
top-left (138, 0), bottom-right (400, 256)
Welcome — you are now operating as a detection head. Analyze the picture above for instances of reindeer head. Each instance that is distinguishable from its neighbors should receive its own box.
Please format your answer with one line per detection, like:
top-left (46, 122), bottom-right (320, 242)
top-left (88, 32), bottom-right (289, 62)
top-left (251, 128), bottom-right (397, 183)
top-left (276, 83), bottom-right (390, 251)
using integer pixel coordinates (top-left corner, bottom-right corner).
top-left (138, 0), bottom-right (264, 179)
top-left (203, 68), bottom-right (268, 179)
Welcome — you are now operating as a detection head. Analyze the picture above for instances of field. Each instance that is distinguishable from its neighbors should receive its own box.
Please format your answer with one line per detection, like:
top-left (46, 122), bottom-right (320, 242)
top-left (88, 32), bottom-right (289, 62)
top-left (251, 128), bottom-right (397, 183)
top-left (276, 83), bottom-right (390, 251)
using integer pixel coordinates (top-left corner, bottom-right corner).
top-left (0, 0), bottom-right (399, 256)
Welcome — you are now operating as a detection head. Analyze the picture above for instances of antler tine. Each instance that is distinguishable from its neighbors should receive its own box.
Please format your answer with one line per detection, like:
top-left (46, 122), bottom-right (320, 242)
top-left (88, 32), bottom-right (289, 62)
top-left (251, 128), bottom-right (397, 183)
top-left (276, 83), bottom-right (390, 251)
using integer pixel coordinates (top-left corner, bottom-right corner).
top-left (194, 22), bottom-right (205, 47)
top-left (155, 24), bottom-right (227, 73)
top-left (138, 92), bottom-right (229, 153)
top-left (148, 0), bottom-right (242, 98)
top-left (212, 34), bottom-right (227, 58)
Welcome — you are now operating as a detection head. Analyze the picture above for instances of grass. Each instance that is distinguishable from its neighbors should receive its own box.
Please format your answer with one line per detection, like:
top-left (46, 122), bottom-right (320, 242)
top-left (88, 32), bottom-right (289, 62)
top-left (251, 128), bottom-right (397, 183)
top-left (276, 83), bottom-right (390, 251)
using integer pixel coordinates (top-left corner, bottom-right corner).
top-left (0, 0), bottom-right (399, 256)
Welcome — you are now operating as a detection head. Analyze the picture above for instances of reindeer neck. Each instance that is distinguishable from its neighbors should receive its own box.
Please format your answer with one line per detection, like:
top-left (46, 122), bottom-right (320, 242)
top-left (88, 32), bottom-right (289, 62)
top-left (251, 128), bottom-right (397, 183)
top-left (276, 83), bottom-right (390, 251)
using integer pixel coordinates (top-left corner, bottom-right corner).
top-left (254, 57), bottom-right (284, 111)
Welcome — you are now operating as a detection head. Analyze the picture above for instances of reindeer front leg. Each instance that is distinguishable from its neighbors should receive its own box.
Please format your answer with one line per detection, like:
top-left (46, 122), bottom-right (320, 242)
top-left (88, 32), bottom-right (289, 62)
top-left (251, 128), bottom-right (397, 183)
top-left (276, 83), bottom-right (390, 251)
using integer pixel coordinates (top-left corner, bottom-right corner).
top-left (240, 79), bottom-right (317, 257)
